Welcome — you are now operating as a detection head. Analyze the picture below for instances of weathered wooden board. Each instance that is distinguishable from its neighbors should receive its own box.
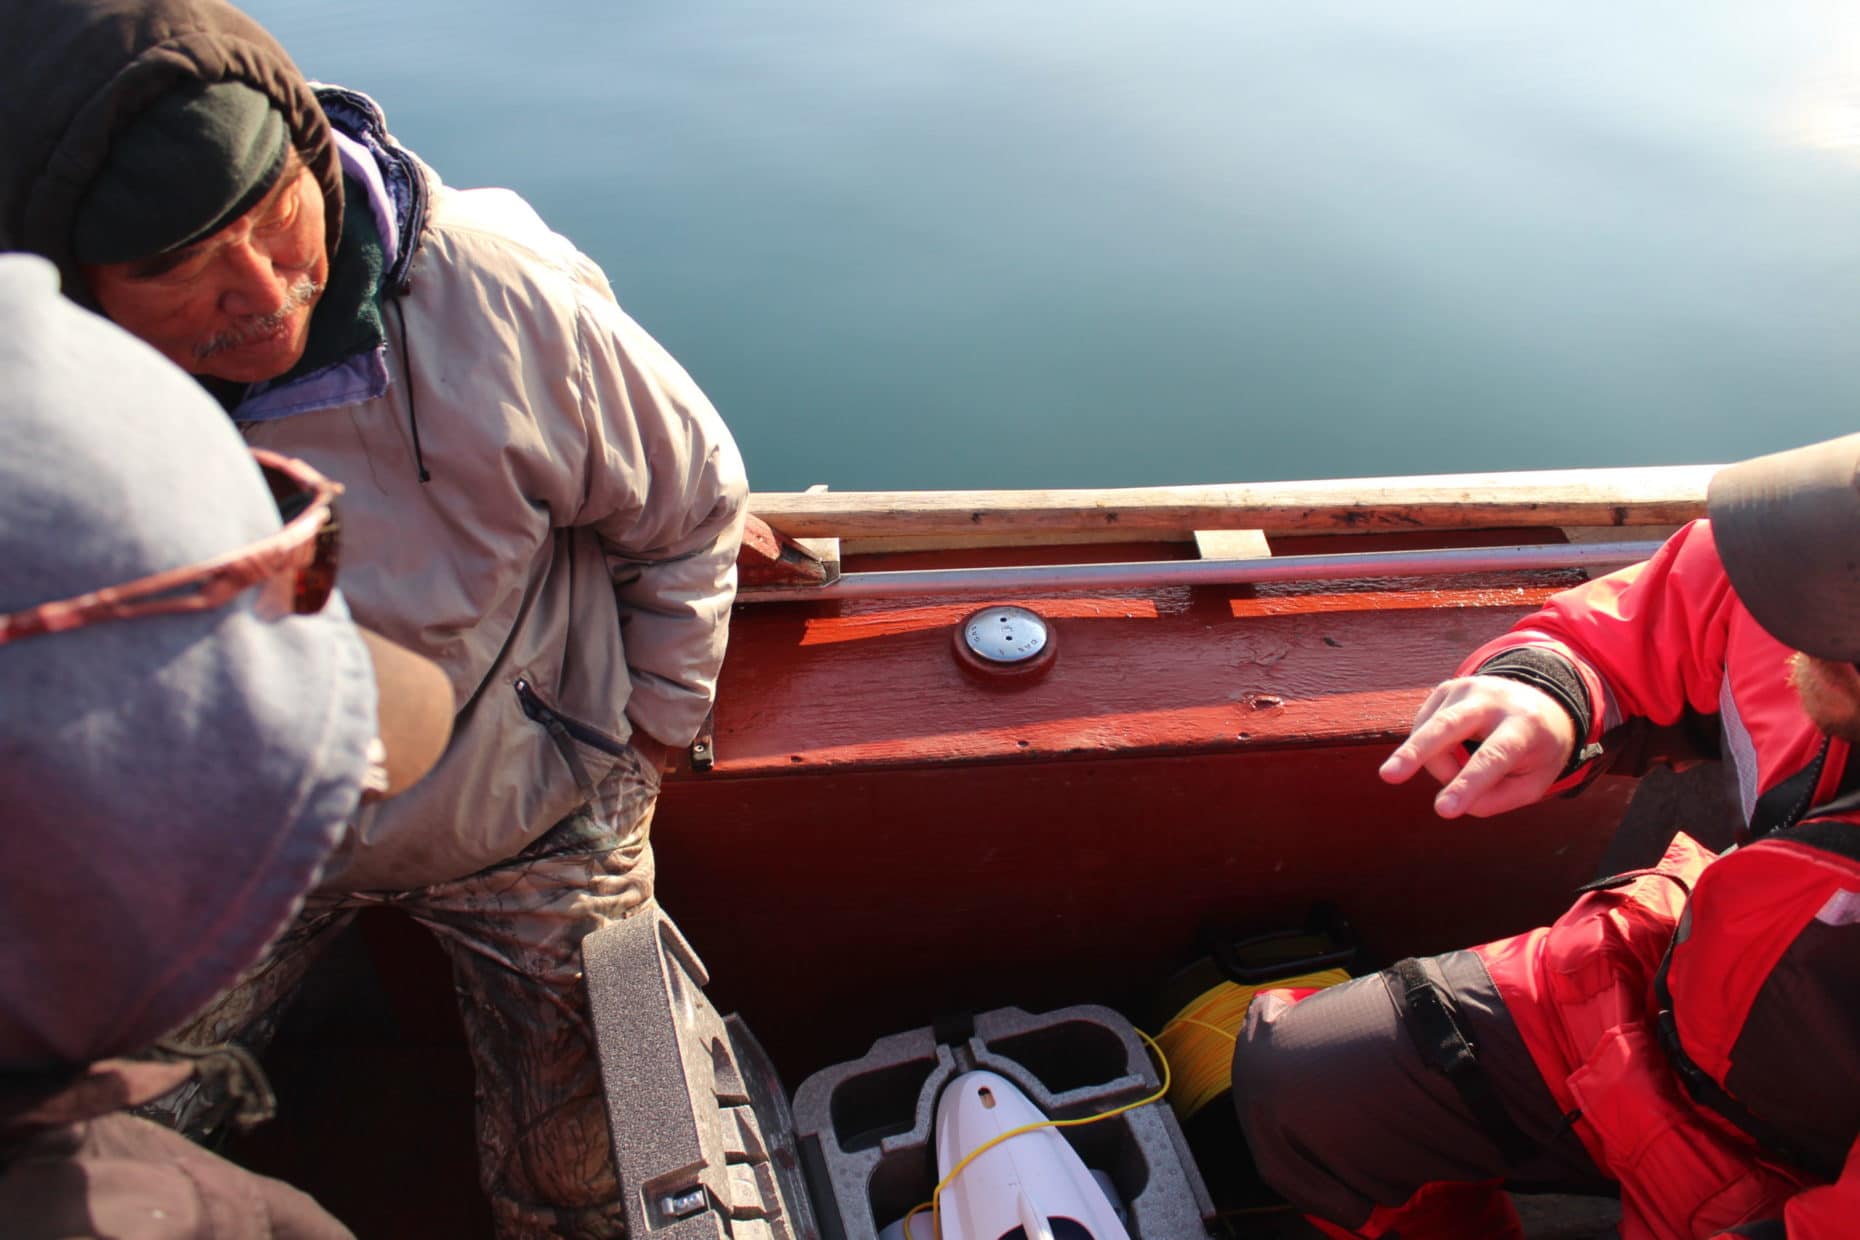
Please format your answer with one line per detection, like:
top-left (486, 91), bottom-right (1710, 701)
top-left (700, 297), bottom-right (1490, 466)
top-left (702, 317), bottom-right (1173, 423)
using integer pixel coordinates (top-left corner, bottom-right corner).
top-left (748, 464), bottom-right (1715, 539)
top-left (736, 513), bottom-right (837, 588)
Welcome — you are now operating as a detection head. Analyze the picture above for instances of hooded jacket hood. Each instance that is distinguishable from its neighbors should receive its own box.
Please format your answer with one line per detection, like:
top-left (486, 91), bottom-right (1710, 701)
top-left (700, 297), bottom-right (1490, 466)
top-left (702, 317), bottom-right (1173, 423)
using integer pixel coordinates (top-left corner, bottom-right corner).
top-left (0, 254), bottom-right (378, 1070)
top-left (0, 0), bottom-right (342, 305)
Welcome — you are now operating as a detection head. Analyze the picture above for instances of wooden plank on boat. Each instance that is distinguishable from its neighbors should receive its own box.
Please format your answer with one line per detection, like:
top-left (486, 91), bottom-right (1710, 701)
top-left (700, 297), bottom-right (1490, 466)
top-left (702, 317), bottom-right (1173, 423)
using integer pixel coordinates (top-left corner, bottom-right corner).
top-left (735, 514), bottom-right (838, 588)
top-left (1194, 529), bottom-right (1271, 559)
top-left (842, 527), bottom-right (1192, 554)
top-left (748, 464), bottom-right (1716, 539)
top-left (791, 483), bottom-right (842, 571)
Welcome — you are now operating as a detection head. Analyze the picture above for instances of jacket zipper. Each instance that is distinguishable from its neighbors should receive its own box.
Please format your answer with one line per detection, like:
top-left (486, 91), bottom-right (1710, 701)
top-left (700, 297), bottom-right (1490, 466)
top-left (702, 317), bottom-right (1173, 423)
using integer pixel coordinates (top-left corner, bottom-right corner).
top-left (513, 679), bottom-right (630, 759)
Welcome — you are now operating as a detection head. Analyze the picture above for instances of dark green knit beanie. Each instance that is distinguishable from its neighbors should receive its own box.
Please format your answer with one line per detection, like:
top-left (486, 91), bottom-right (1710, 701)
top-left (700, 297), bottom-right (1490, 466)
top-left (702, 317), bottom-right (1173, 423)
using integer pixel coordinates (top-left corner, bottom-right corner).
top-left (71, 81), bottom-right (291, 266)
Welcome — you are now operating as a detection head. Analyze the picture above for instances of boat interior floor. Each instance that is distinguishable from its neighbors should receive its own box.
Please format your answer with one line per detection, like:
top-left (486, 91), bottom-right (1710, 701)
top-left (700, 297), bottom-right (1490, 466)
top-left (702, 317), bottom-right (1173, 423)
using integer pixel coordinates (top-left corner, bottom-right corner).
top-left (224, 910), bottom-right (1632, 1239)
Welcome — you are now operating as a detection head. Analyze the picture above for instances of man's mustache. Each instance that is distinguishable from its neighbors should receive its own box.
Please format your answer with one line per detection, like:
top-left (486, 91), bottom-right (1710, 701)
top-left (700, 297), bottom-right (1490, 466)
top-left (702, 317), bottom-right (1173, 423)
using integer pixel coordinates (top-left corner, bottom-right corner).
top-left (193, 276), bottom-right (323, 362)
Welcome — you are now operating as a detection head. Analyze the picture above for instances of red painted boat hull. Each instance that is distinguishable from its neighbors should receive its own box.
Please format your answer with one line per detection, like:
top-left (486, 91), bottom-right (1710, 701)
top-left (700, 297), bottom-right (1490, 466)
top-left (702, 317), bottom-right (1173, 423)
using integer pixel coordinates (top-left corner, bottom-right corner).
top-left (655, 531), bottom-right (1636, 1079)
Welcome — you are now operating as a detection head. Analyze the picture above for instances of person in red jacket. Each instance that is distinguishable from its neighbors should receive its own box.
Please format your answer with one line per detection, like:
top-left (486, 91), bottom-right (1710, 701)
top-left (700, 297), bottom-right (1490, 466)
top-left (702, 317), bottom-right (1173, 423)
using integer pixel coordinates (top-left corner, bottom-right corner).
top-left (1231, 432), bottom-right (1860, 1240)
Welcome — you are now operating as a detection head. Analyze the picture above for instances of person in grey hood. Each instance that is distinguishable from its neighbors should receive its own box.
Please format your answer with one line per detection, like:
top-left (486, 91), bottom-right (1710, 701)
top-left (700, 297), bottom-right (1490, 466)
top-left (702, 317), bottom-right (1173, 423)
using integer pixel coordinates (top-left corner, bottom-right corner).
top-left (0, 252), bottom-right (453, 1237)
top-left (0, 1), bottom-right (749, 1234)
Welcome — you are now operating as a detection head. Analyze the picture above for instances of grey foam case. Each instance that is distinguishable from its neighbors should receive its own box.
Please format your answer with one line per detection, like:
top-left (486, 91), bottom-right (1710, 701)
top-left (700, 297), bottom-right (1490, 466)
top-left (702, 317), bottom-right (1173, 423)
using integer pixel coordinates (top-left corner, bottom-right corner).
top-left (586, 906), bottom-right (1213, 1239)
top-left (790, 1005), bottom-right (1215, 1238)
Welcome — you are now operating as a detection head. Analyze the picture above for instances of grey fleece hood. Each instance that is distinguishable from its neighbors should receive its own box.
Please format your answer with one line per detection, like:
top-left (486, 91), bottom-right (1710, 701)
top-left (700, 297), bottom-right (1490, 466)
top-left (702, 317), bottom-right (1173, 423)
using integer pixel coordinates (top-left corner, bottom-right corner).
top-left (0, 254), bottom-right (377, 1070)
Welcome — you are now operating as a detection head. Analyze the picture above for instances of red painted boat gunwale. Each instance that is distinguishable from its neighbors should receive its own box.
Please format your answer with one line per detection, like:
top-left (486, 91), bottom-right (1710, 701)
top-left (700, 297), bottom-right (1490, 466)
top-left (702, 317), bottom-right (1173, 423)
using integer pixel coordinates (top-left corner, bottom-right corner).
top-left (689, 527), bottom-right (1595, 777)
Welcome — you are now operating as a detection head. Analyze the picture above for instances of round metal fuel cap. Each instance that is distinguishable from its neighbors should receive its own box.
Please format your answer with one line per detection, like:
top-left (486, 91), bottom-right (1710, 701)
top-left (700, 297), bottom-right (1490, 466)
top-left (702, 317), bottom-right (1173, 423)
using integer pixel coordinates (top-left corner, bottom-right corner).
top-left (962, 606), bottom-right (1049, 664)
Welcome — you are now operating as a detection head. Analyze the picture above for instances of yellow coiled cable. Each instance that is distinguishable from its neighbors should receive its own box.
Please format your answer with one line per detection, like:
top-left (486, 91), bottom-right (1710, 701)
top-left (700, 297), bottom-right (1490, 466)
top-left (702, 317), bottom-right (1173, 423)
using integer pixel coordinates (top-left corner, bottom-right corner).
top-left (1155, 968), bottom-right (1351, 1120)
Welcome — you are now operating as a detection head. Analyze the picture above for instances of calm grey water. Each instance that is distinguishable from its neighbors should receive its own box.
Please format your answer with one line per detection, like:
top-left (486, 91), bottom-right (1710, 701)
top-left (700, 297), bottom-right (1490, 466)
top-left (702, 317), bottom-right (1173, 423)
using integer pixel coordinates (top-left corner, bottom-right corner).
top-left (245, 1), bottom-right (1860, 491)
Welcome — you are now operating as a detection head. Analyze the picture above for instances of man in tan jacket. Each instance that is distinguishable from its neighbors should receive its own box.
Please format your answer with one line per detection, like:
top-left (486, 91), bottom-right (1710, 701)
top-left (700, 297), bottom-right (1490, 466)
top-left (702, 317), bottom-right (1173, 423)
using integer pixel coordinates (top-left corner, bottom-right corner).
top-left (0, 1), bottom-right (749, 1234)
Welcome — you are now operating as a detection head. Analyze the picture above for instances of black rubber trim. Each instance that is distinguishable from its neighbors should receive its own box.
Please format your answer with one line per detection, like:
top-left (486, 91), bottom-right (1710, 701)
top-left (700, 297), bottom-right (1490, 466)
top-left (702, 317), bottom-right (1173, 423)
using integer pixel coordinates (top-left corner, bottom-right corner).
top-left (1786, 816), bottom-right (1860, 862)
top-left (1388, 958), bottom-right (1536, 1166)
top-left (1746, 737), bottom-right (1832, 841)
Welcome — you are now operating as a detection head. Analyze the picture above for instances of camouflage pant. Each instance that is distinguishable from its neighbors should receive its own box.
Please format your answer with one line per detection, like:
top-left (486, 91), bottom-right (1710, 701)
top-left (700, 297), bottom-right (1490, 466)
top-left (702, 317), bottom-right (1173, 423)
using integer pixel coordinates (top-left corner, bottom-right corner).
top-left (147, 751), bottom-right (661, 1239)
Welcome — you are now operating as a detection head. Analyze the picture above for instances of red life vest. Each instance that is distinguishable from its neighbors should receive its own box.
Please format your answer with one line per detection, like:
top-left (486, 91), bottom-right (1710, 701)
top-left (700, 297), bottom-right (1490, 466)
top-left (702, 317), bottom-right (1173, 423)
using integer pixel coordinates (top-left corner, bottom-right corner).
top-left (1476, 833), bottom-right (1804, 1238)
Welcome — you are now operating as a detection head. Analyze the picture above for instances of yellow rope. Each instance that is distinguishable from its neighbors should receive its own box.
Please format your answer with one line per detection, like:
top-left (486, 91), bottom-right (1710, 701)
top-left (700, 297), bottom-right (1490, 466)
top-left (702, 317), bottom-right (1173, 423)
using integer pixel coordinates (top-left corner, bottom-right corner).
top-left (1153, 969), bottom-right (1350, 1120)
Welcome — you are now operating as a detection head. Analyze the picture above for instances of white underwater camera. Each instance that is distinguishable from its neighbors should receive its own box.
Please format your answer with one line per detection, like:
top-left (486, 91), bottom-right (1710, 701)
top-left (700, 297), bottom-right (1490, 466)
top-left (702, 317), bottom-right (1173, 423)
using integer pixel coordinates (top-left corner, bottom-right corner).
top-left (878, 1069), bottom-right (1131, 1240)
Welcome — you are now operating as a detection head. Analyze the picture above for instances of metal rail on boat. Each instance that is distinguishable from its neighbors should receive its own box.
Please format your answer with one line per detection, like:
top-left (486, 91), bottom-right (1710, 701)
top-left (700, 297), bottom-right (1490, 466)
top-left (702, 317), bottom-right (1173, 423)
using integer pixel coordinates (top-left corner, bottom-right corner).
top-left (738, 538), bottom-right (1668, 603)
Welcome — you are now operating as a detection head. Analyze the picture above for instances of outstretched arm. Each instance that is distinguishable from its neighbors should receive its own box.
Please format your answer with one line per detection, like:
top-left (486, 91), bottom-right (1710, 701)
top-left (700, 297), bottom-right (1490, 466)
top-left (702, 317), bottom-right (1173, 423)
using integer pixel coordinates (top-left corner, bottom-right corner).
top-left (1381, 519), bottom-right (1739, 820)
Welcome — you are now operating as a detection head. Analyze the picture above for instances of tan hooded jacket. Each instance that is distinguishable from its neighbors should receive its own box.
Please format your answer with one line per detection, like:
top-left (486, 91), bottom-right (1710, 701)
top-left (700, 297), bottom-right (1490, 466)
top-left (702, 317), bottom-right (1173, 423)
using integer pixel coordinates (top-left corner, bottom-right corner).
top-left (2, 0), bottom-right (748, 889)
top-left (250, 163), bottom-right (747, 890)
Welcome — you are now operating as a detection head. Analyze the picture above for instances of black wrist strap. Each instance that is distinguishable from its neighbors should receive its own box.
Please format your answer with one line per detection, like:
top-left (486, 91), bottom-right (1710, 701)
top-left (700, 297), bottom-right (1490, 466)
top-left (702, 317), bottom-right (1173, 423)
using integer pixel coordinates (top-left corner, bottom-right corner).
top-left (1476, 648), bottom-right (1601, 778)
